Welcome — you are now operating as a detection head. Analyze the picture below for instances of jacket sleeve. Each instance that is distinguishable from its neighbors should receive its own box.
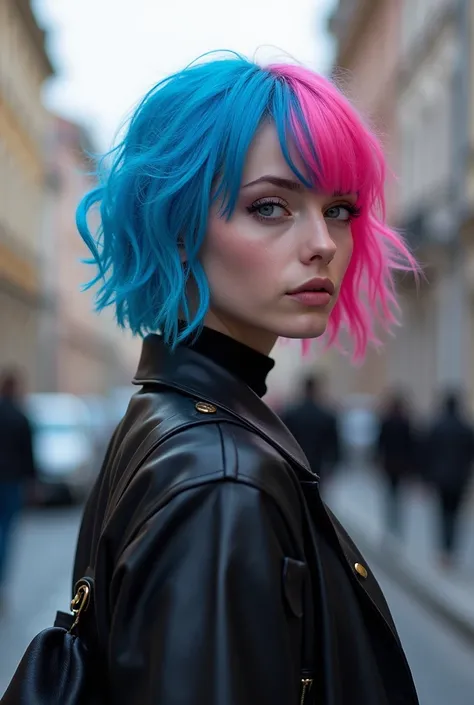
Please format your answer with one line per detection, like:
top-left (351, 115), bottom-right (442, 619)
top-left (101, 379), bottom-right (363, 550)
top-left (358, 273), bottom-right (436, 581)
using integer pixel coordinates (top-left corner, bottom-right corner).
top-left (107, 480), bottom-right (305, 705)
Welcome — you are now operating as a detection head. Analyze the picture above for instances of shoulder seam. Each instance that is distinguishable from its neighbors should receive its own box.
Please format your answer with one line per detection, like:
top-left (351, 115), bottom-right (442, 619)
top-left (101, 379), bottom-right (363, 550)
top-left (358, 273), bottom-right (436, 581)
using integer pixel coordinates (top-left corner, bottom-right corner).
top-left (125, 472), bottom-right (297, 553)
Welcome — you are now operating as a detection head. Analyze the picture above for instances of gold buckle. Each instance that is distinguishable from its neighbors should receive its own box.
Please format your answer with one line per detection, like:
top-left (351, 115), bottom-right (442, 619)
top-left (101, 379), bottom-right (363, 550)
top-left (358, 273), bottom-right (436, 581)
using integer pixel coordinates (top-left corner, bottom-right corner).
top-left (69, 582), bottom-right (91, 632)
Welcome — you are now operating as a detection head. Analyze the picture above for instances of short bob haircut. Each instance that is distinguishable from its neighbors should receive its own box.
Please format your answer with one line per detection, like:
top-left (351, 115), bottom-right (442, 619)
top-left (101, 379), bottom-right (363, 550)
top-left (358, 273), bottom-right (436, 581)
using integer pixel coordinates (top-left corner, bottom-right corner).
top-left (77, 52), bottom-right (416, 360)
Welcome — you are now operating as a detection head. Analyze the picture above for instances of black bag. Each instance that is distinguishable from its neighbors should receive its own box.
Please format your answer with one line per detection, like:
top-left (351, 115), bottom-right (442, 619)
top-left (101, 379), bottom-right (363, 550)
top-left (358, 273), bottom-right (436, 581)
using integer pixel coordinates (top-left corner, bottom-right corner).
top-left (0, 572), bottom-right (104, 705)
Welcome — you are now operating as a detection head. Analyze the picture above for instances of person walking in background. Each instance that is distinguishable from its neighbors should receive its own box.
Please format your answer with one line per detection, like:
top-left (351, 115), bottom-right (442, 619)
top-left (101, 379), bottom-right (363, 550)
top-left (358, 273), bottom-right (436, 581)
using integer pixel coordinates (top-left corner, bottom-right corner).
top-left (425, 391), bottom-right (474, 569)
top-left (280, 375), bottom-right (340, 486)
top-left (0, 369), bottom-right (36, 610)
top-left (376, 391), bottom-right (416, 539)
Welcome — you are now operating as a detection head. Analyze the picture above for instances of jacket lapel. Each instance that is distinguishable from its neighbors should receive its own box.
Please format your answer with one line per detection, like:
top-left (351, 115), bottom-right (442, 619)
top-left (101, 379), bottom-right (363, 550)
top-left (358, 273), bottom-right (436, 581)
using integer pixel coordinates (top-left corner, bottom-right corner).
top-left (324, 504), bottom-right (401, 641)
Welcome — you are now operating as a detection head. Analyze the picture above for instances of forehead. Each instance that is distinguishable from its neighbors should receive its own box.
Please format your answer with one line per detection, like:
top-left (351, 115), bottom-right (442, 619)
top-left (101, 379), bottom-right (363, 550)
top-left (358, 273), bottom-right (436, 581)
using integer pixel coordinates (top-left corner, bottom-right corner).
top-left (241, 121), bottom-right (305, 184)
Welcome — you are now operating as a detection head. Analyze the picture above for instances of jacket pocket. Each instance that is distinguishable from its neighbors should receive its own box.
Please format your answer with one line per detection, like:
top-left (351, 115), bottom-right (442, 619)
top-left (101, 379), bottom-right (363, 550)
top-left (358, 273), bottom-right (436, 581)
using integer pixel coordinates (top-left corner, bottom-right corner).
top-left (282, 557), bottom-right (307, 619)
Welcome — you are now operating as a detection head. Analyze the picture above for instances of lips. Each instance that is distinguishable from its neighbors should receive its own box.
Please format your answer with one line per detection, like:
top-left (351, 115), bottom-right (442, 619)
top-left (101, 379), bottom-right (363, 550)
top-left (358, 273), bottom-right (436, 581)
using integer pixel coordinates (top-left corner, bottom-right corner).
top-left (288, 277), bottom-right (335, 296)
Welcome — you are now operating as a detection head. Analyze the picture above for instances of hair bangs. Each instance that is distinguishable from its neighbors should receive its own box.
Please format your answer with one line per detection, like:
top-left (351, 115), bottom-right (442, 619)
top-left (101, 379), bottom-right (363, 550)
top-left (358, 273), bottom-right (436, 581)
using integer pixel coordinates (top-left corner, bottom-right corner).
top-left (214, 68), bottom-right (278, 219)
top-left (269, 64), bottom-right (383, 211)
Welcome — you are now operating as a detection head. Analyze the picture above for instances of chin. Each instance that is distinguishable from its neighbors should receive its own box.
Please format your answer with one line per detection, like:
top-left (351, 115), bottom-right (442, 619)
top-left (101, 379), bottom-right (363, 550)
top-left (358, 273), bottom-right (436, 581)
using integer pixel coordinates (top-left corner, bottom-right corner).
top-left (277, 312), bottom-right (329, 340)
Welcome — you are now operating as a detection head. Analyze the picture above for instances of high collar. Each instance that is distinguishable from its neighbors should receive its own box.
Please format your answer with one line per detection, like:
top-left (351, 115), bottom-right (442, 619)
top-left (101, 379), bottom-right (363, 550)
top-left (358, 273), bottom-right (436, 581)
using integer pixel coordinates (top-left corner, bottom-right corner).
top-left (181, 326), bottom-right (274, 398)
top-left (132, 334), bottom-right (315, 479)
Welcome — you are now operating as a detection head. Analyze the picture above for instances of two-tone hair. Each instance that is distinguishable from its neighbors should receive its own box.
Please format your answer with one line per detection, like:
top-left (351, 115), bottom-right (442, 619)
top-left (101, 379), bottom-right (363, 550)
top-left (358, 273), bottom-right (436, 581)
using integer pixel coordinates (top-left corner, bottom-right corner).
top-left (77, 52), bottom-right (416, 359)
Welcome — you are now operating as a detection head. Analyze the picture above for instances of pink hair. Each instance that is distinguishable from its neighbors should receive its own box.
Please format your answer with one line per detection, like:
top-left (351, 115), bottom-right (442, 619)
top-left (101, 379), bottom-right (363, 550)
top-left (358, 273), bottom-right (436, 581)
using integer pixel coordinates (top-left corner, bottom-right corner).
top-left (269, 63), bottom-right (417, 360)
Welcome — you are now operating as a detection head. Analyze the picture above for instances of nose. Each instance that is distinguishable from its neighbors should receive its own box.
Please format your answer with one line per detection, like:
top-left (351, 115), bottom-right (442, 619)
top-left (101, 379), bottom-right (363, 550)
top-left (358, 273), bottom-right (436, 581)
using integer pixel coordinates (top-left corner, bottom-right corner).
top-left (300, 212), bottom-right (337, 265)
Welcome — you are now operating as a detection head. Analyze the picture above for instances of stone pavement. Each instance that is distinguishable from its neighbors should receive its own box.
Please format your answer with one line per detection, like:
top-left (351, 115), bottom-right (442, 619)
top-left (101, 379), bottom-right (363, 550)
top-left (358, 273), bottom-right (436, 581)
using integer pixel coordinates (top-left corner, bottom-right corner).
top-left (324, 465), bottom-right (474, 643)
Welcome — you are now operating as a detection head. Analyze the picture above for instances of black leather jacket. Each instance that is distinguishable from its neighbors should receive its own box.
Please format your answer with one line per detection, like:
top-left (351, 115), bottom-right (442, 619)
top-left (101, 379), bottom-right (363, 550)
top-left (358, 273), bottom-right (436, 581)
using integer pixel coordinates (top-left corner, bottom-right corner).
top-left (73, 335), bottom-right (419, 705)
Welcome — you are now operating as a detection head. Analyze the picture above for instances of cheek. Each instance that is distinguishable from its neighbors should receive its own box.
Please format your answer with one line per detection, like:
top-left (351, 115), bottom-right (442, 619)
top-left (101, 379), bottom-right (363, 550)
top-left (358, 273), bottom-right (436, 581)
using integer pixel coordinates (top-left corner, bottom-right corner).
top-left (337, 231), bottom-right (354, 275)
top-left (346, 234), bottom-right (354, 266)
top-left (202, 218), bottom-right (270, 277)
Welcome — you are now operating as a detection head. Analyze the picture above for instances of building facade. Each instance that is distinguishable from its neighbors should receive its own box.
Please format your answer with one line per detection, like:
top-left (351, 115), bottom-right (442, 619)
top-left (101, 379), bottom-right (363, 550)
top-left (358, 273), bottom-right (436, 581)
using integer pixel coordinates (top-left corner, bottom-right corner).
top-left (395, 0), bottom-right (468, 412)
top-left (42, 116), bottom-right (140, 396)
top-left (0, 0), bottom-right (53, 390)
top-left (328, 0), bottom-right (471, 413)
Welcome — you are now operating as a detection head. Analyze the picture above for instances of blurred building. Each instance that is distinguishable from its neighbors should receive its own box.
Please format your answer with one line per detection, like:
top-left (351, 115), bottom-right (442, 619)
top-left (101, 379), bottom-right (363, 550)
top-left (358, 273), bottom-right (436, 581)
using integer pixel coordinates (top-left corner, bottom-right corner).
top-left (0, 0), bottom-right (53, 389)
top-left (40, 115), bottom-right (140, 395)
top-left (328, 0), bottom-right (472, 413)
top-left (394, 0), bottom-right (469, 412)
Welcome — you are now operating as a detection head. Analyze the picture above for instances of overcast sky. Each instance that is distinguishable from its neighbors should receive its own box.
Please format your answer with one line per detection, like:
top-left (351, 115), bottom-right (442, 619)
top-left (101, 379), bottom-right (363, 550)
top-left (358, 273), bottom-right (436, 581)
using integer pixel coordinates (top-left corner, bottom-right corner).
top-left (33, 0), bottom-right (336, 150)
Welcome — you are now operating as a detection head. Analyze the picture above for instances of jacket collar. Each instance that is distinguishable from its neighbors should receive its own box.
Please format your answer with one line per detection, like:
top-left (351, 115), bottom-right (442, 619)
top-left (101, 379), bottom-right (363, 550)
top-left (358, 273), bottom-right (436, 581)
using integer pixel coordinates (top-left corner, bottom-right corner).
top-left (132, 334), bottom-right (316, 480)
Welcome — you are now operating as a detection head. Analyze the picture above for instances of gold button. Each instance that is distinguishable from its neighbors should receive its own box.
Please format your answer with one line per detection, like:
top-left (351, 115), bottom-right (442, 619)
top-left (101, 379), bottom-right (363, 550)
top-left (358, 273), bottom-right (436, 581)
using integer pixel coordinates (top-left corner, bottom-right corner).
top-left (195, 401), bottom-right (217, 414)
top-left (354, 562), bottom-right (368, 579)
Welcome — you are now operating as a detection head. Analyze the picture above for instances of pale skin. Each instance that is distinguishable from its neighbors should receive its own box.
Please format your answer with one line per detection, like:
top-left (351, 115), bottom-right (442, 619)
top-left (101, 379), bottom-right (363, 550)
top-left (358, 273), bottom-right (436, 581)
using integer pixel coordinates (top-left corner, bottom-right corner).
top-left (199, 122), bottom-right (356, 356)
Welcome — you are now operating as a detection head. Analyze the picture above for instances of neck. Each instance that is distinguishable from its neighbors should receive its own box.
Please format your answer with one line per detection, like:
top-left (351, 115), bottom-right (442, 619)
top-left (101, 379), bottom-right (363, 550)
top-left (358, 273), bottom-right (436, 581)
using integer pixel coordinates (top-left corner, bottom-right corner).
top-left (203, 312), bottom-right (278, 356)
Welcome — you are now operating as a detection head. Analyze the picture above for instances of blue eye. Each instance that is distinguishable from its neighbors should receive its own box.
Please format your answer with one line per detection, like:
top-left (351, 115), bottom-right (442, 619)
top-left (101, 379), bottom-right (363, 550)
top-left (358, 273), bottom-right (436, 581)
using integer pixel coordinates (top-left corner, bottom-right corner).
top-left (325, 204), bottom-right (360, 222)
top-left (325, 206), bottom-right (349, 221)
top-left (247, 198), bottom-right (291, 222)
top-left (256, 203), bottom-right (286, 218)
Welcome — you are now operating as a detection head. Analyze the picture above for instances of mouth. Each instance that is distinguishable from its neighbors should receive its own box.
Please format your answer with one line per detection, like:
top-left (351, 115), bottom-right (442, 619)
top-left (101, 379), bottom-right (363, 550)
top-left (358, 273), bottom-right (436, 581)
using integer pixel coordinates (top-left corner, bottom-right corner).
top-left (287, 277), bottom-right (335, 308)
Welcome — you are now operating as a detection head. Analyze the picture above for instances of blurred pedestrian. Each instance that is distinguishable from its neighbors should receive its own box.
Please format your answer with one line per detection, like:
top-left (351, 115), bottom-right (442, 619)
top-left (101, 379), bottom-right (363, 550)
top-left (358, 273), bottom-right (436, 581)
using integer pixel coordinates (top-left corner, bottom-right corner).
top-left (425, 390), bottom-right (474, 568)
top-left (280, 375), bottom-right (340, 485)
top-left (376, 392), bottom-right (416, 539)
top-left (0, 369), bottom-right (36, 608)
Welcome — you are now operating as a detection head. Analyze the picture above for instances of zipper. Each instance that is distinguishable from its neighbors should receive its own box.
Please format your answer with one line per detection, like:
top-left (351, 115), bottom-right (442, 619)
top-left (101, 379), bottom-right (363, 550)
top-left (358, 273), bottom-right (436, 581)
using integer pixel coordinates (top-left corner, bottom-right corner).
top-left (300, 677), bottom-right (313, 705)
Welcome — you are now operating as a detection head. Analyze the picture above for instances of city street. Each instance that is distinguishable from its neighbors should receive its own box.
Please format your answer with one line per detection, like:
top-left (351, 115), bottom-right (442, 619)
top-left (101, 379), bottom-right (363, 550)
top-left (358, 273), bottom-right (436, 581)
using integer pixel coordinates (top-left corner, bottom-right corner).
top-left (1, 500), bottom-right (474, 704)
top-left (380, 571), bottom-right (474, 705)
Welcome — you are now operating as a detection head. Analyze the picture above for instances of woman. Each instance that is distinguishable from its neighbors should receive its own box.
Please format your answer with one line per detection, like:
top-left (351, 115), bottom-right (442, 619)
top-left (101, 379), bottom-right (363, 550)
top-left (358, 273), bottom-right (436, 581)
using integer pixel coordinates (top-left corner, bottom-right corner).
top-left (73, 53), bottom-right (419, 704)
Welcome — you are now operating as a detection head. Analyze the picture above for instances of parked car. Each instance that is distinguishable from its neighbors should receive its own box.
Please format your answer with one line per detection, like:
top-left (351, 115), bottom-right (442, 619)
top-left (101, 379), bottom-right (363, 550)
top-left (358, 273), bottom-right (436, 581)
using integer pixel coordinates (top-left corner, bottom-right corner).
top-left (26, 393), bottom-right (96, 506)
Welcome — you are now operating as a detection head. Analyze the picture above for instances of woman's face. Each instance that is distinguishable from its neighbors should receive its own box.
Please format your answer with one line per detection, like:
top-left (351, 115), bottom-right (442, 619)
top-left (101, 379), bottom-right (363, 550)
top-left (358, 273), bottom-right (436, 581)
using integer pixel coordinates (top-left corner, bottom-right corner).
top-left (200, 122), bottom-right (355, 355)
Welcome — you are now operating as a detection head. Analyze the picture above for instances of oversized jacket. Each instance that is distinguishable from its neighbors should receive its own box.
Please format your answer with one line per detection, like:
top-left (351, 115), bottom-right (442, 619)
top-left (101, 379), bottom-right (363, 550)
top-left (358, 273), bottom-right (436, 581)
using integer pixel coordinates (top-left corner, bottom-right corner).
top-left (73, 334), bottom-right (419, 705)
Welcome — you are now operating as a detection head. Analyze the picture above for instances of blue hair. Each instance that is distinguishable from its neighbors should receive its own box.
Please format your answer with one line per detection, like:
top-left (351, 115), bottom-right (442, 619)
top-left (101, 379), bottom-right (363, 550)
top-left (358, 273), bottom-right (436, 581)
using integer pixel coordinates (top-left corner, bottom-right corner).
top-left (76, 52), bottom-right (303, 347)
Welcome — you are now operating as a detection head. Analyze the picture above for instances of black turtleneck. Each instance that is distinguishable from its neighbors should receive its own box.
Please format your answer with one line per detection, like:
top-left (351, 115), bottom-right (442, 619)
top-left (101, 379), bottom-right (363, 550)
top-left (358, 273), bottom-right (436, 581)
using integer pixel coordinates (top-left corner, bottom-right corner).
top-left (181, 326), bottom-right (275, 398)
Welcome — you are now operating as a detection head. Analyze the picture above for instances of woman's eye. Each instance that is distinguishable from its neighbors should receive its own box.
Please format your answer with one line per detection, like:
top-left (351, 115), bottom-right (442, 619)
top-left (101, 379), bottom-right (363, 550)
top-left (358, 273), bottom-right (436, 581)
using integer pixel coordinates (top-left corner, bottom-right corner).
top-left (257, 203), bottom-right (286, 218)
top-left (247, 200), bottom-right (290, 221)
top-left (325, 205), bottom-right (352, 221)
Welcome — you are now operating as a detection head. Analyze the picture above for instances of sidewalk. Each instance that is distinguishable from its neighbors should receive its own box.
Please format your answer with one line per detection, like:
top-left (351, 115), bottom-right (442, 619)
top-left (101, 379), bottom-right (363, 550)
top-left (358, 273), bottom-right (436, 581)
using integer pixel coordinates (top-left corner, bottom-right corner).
top-left (324, 465), bottom-right (474, 643)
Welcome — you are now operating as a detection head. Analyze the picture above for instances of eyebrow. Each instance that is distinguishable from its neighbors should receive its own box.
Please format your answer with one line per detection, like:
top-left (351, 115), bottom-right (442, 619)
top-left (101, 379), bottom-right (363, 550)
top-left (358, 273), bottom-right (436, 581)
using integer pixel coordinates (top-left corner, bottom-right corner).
top-left (242, 175), bottom-right (305, 192)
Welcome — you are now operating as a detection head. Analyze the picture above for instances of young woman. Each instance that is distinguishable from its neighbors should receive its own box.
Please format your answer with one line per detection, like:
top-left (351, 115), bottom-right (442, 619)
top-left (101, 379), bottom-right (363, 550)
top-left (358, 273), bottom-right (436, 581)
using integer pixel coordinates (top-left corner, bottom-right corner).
top-left (73, 53), bottom-right (419, 705)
